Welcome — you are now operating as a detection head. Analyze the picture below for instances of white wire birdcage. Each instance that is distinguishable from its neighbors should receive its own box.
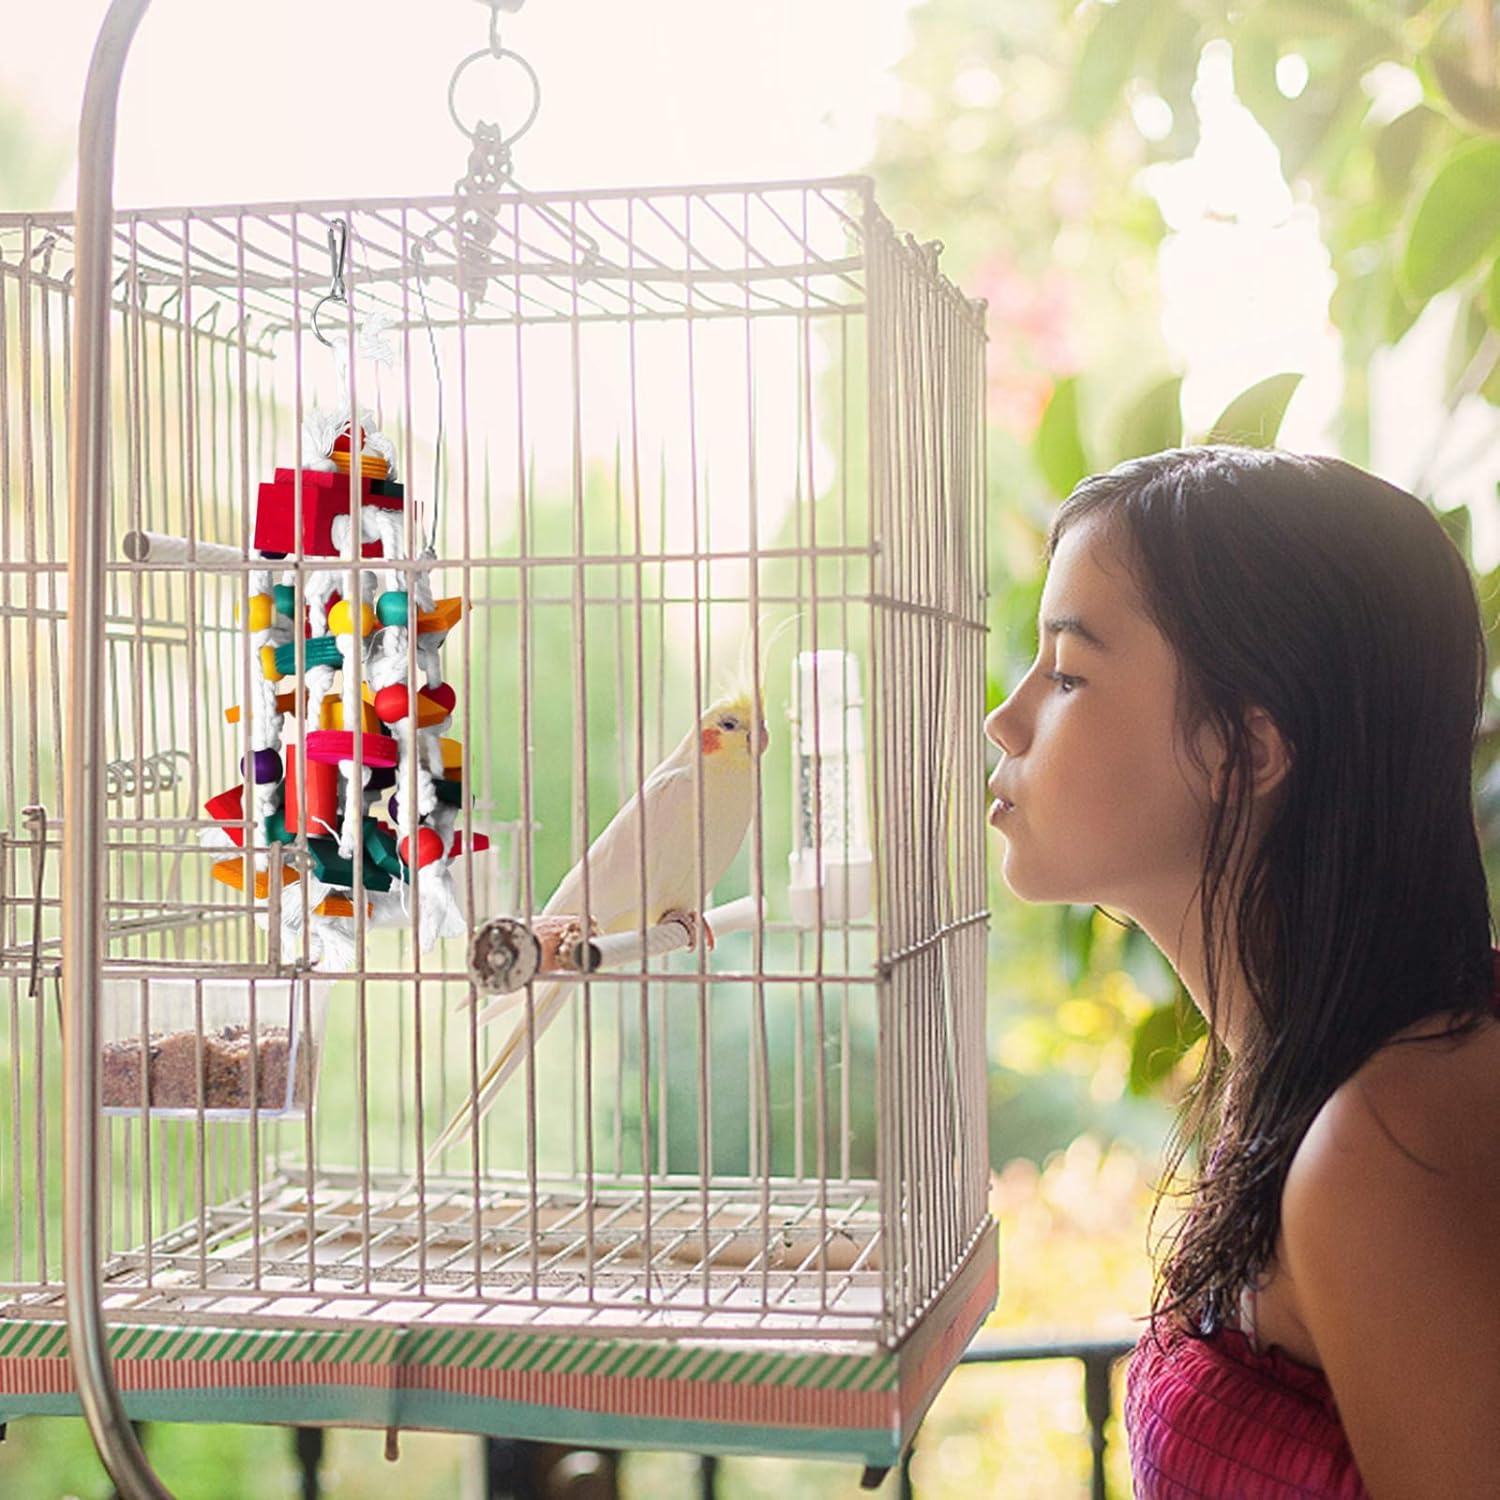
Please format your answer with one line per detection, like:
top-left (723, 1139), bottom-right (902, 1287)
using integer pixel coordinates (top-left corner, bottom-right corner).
top-left (0, 5), bottom-right (990, 1495)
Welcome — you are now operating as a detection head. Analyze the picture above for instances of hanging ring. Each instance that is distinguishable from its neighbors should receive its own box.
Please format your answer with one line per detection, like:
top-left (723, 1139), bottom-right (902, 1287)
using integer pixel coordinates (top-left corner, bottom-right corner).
top-left (311, 219), bottom-right (350, 348)
top-left (447, 44), bottom-right (541, 151)
top-left (310, 293), bottom-right (346, 348)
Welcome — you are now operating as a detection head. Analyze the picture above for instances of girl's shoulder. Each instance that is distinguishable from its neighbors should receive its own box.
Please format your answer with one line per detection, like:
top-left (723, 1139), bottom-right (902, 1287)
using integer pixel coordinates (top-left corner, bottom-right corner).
top-left (1298, 1004), bottom-right (1500, 1190)
top-left (1274, 1002), bottom-right (1500, 1492)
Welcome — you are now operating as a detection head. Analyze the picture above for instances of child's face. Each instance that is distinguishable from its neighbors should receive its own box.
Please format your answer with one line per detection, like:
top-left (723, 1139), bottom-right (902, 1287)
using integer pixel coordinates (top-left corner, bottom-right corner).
top-left (985, 516), bottom-right (1218, 927)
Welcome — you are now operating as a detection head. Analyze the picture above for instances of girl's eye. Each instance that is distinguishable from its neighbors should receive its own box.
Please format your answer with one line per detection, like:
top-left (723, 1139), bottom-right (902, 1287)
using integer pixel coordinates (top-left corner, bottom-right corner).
top-left (1044, 670), bottom-right (1082, 694)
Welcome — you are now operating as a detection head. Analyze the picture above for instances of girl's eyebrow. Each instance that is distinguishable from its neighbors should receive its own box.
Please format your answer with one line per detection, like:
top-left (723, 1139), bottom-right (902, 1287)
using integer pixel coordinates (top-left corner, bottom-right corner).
top-left (1043, 614), bottom-right (1108, 651)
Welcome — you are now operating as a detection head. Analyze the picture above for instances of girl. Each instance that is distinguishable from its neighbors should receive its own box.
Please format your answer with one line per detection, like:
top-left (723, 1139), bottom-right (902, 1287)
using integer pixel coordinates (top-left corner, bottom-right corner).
top-left (984, 446), bottom-right (1500, 1498)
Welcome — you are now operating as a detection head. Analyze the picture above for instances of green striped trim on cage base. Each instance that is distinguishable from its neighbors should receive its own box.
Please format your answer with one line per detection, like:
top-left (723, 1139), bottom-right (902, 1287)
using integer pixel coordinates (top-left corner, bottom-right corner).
top-left (0, 1320), bottom-right (399, 1370)
top-left (400, 1324), bottom-right (899, 1393)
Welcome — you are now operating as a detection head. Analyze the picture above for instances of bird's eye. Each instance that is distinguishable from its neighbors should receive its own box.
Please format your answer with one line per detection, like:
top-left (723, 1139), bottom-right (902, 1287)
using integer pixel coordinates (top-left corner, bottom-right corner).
top-left (719, 716), bottom-right (739, 732)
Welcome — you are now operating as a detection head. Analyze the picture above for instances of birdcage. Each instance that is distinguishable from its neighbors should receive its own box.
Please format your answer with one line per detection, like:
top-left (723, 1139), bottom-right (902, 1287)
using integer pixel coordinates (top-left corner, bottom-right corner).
top-left (0, 7), bottom-right (990, 1494)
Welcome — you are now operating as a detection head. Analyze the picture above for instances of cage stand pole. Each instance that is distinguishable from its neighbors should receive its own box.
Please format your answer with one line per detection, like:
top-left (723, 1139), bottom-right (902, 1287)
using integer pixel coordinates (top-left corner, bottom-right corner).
top-left (64, 2), bottom-right (174, 1498)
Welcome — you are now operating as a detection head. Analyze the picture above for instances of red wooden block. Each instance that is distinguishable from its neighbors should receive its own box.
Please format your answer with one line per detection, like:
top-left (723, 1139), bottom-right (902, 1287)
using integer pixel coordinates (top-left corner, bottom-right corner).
top-left (253, 468), bottom-right (405, 558)
top-left (400, 826), bottom-right (446, 868)
top-left (284, 752), bottom-right (339, 837)
top-left (446, 830), bottom-right (491, 858)
top-left (205, 784), bottom-right (246, 848)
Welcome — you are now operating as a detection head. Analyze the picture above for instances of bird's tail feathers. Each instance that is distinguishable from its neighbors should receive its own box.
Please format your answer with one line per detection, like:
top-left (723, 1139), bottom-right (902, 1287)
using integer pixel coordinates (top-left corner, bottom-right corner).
top-left (422, 978), bottom-right (567, 1170)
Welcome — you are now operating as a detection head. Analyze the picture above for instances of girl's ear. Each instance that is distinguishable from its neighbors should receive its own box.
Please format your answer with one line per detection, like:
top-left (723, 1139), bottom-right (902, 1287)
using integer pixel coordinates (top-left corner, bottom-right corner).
top-left (1195, 706), bottom-right (1291, 805)
top-left (1243, 706), bottom-right (1292, 800)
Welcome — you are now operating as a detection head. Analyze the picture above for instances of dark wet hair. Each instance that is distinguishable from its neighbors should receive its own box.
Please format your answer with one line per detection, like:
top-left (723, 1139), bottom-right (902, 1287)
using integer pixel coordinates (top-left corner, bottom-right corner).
top-left (1049, 445), bottom-right (1494, 1335)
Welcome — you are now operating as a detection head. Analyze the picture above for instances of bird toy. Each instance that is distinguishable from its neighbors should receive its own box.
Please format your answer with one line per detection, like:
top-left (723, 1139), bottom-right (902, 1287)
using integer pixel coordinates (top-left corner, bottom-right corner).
top-left (203, 409), bottom-right (487, 969)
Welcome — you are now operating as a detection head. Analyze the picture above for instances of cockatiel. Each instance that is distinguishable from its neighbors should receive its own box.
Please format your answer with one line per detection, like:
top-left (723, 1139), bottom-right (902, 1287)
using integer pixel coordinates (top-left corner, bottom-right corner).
top-left (424, 686), bottom-right (767, 1164)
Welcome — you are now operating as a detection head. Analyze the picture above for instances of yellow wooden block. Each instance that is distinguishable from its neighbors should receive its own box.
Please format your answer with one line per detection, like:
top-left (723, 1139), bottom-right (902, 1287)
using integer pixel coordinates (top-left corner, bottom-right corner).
top-left (328, 599), bottom-right (376, 638)
top-left (239, 593), bottom-right (273, 631)
top-left (259, 644), bottom-right (281, 682)
top-left (318, 694), bottom-right (379, 733)
top-left (415, 597), bottom-right (464, 635)
top-left (439, 737), bottom-right (463, 777)
top-left (211, 857), bottom-right (300, 898)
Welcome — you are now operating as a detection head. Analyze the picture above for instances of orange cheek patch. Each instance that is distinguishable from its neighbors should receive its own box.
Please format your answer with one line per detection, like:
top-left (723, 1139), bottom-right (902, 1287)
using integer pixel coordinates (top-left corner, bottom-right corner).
top-left (700, 728), bottom-right (723, 755)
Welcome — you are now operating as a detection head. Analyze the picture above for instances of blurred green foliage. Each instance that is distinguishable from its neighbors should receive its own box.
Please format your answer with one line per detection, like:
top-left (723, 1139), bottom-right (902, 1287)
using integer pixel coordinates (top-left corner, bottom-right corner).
top-left (876, 0), bottom-right (1500, 1171)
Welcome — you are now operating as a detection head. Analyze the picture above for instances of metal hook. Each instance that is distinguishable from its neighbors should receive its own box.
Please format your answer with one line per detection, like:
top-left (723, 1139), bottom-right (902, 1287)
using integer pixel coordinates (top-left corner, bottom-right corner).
top-left (311, 218), bottom-right (350, 348)
top-left (21, 805), bottom-right (47, 1001)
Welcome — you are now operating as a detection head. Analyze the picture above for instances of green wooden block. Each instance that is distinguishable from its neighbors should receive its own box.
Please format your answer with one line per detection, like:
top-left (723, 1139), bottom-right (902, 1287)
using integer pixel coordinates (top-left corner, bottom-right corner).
top-left (274, 635), bottom-right (343, 676)
top-left (307, 836), bottom-right (392, 892)
top-left (363, 819), bottom-right (406, 880)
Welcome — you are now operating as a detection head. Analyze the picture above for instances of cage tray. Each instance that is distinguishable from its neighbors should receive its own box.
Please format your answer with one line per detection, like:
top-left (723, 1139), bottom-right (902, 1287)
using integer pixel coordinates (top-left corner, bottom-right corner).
top-left (0, 1175), bottom-right (996, 1468)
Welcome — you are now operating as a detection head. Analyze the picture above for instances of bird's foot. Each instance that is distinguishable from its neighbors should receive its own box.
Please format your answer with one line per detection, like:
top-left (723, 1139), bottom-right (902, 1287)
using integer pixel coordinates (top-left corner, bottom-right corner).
top-left (661, 908), bottom-right (715, 951)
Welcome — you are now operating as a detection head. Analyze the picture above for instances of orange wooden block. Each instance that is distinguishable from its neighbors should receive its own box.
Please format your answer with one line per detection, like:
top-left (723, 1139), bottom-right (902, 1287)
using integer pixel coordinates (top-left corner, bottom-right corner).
top-left (415, 597), bottom-right (464, 634)
top-left (211, 857), bottom-right (300, 898)
top-left (314, 893), bottom-right (373, 918)
top-left (415, 689), bottom-right (449, 729)
top-left (225, 689), bottom-right (300, 724)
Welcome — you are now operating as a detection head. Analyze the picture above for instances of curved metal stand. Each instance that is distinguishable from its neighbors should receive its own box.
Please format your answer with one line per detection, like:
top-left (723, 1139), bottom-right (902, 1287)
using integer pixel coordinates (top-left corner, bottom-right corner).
top-left (64, 2), bottom-right (174, 1496)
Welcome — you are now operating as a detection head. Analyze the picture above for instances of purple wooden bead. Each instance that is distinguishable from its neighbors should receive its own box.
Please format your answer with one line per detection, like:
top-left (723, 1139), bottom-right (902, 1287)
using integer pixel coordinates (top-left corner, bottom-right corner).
top-left (388, 793), bottom-right (399, 823)
top-left (242, 748), bottom-right (282, 784)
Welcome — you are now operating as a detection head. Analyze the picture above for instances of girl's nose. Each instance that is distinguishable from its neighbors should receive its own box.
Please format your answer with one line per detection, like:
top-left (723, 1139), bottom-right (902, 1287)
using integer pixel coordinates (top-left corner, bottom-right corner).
top-left (985, 695), bottom-right (1027, 756)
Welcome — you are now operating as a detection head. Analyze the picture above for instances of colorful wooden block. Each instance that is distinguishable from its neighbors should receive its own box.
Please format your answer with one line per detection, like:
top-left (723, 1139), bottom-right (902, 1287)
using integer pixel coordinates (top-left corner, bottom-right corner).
top-left (305, 730), bottom-right (399, 768)
top-left (273, 635), bottom-right (344, 676)
top-left (363, 819), bottom-right (405, 879)
top-left (305, 837), bottom-right (393, 892)
top-left (318, 694), bottom-right (380, 733)
top-left (284, 751), bottom-right (339, 836)
top-left (314, 893), bottom-right (373, 918)
top-left (415, 597), bottom-right (464, 635)
top-left (252, 467), bottom-right (404, 559)
top-left (400, 827), bottom-right (446, 869)
top-left (225, 689), bottom-right (300, 724)
top-left (211, 858), bottom-right (300, 898)
top-left (446, 830), bottom-right (491, 858)
top-left (205, 785), bottom-right (247, 848)
top-left (327, 599), bottom-right (377, 637)
top-left (416, 686), bottom-right (454, 727)
top-left (376, 590), bottom-right (409, 627)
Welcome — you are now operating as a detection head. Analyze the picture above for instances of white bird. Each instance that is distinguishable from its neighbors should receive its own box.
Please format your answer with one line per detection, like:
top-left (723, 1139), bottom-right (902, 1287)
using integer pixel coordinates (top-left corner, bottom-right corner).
top-left (424, 685), bottom-right (767, 1165)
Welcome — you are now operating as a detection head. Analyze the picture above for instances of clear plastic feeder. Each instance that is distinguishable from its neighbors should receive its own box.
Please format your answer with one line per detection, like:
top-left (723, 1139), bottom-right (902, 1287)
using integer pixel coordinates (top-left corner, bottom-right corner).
top-left (788, 648), bottom-right (873, 927)
top-left (99, 973), bottom-right (332, 1120)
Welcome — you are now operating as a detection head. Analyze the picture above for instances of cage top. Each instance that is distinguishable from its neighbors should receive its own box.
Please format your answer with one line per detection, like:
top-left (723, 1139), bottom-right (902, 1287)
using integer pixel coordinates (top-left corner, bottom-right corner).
top-left (0, 177), bottom-right (985, 345)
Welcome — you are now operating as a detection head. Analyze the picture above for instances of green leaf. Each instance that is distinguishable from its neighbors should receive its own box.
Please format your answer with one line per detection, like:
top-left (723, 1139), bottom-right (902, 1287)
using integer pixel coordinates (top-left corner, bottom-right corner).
top-left (1069, 0), bottom-right (1162, 132)
top-left (1373, 105), bottom-right (1440, 196)
top-left (1059, 904), bottom-right (1096, 987)
top-left (1114, 374), bottom-right (1183, 462)
top-left (1401, 140), bottom-right (1500, 300)
top-left (1128, 996), bottom-right (1206, 1096)
top-left (1427, 51), bottom-right (1500, 136)
top-left (1199, 372), bottom-right (1303, 447)
top-left (1435, 503), bottom-right (1472, 559)
top-left (1486, 256), bottom-right (1500, 331)
top-left (1034, 377), bottom-right (1090, 498)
